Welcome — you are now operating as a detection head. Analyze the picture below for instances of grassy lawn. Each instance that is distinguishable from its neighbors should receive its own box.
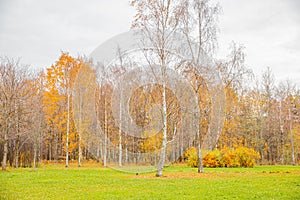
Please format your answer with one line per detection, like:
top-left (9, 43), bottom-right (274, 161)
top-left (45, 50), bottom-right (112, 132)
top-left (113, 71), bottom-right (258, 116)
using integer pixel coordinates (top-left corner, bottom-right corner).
top-left (0, 164), bottom-right (299, 200)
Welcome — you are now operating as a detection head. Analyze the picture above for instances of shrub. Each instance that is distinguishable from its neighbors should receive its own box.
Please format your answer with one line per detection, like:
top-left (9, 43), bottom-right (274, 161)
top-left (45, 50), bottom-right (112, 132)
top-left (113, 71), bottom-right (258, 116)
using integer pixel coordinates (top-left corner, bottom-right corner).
top-left (187, 152), bottom-right (199, 167)
top-left (183, 147), bottom-right (196, 161)
top-left (184, 147), bottom-right (198, 167)
top-left (219, 148), bottom-right (240, 167)
top-left (202, 150), bottom-right (221, 167)
top-left (234, 147), bottom-right (260, 167)
top-left (184, 146), bottom-right (260, 168)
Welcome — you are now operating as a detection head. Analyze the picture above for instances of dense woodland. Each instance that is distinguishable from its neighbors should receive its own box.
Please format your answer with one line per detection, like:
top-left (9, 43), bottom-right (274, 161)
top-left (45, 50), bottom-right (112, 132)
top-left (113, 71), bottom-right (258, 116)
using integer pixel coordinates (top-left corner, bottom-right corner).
top-left (0, 52), bottom-right (299, 170)
top-left (1, 0), bottom-right (299, 172)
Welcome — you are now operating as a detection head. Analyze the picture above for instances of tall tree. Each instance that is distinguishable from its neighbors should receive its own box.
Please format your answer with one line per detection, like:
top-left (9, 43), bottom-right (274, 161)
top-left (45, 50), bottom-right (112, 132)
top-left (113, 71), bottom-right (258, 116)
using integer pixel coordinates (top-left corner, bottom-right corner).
top-left (261, 67), bottom-right (275, 163)
top-left (95, 63), bottom-right (111, 167)
top-left (181, 0), bottom-right (220, 173)
top-left (44, 52), bottom-right (81, 167)
top-left (73, 58), bottom-right (97, 166)
top-left (216, 43), bottom-right (253, 150)
top-left (278, 81), bottom-right (297, 165)
top-left (131, 0), bottom-right (184, 177)
top-left (27, 72), bottom-right (45, 169)
top-left (43, 64), bottom-right (64, 162)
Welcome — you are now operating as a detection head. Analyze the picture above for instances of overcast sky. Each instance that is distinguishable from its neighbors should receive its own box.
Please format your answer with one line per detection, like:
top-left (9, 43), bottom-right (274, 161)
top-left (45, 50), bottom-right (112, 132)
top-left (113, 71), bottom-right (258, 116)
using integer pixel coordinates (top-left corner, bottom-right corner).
top-left (0, 0), bottom-right (299, 85)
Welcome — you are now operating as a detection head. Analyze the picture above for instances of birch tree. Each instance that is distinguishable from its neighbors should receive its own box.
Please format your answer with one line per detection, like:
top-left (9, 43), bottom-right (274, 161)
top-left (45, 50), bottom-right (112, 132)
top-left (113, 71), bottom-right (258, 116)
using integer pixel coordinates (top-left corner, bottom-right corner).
top-left (95, 63), bottom-right (111, 167)
top-left (217, 42), bottom-right (253, 90)
top-left (73, 59), bottom-right (97, 166)
top-left (216, 43), bottom-right (253, 151)
top-left (131, 0), bottom-right (185, 176)
top-left (181, 0), bottom-right (220, 173)
top-left (44, 53), bottom-right (80, 167)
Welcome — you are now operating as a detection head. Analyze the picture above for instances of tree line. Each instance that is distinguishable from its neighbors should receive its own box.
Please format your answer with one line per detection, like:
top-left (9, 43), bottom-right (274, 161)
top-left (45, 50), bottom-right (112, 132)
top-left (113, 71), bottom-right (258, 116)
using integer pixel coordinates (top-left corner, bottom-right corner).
top-left (0, 51), bottom-right (299, 171)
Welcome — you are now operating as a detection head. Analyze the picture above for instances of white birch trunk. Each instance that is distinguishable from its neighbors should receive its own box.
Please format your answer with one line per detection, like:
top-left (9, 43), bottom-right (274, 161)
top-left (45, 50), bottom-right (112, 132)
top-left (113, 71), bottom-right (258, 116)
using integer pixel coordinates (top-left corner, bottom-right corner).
top-left (33, 142), bottom-right (37, 169)
top-left (289, 108), bottom-right (296, 165)
top-left (66, 88), bottom-right (70, 168)
top-left (103, 99), bottom-right (107, 167)
top-left (78, 93), bottom-right (82, 167)
top-left (118, 95), bottom-right (122, 167)
top-left (156, 82), bottom-right (167, 177)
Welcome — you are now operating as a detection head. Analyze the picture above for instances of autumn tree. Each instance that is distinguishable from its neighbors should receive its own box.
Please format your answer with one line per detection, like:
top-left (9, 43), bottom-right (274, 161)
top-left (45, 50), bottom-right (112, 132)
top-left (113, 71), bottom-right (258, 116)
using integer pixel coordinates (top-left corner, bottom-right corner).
top-left (131, 0), bottom-right (185, 176)
top-left (0, 58), bottom-right (30, 170)
top-left (95, 63), bottom-right (112, 167)
top-left (43, 52), bottom-right (81, 167)
top-left (216, 43), bottom-right (253, 148)
top-left (43, 64), bottom-right (64, 162)
top-left (26, 72), bottom-right (45, 169)
top-left (180, 0), bottom-right (220, 173)
top-left (73, 58), bottom-right (97, 166)
top-left (261, 67), bottom-right (276, 163)
top-left (277, 80), bottom-right (297, 165)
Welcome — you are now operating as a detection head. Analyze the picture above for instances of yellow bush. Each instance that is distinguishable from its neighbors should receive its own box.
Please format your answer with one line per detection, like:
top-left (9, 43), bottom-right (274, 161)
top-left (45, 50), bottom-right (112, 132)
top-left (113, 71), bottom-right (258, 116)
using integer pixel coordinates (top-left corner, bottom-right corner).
top-left (220, 148), bottom-right (240, 167)
top-left (184, 147), bottom-right (198, 167)
top-left (234, 147), bottom-right (260, 167)
top-left (183, 147), bottom-right (197, 161)
top-left (184, 146), bottom-right (260, 168)
top-left (202, 151), bottom-right (220, 167)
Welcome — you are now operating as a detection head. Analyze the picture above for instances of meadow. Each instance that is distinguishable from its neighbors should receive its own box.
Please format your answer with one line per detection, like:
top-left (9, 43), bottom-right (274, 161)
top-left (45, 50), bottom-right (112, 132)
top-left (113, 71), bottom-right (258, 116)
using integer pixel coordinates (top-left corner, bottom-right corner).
top-left (0, 164), bottom-right (300, 200)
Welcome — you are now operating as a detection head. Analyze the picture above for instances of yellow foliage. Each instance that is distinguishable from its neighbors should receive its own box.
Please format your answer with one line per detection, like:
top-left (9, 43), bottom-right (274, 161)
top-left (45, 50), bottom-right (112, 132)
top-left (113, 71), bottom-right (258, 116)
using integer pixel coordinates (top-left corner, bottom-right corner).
top-left (203, 151), bottom-right (220, 168)
top-left (140, 130), bottom-right (162, 153)
top-left (43, 52), bottom-right (84, 159)
top-left (185, 146), bottom-right (260, 168)
top-left (183, 147), bottom-right (198, 167)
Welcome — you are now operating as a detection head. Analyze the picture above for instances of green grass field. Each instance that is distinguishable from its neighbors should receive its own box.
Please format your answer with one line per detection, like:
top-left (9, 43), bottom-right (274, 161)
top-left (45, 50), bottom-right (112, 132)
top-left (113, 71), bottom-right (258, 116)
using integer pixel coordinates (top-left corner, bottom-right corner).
top-left (0, 164), bottom-right (299, 199)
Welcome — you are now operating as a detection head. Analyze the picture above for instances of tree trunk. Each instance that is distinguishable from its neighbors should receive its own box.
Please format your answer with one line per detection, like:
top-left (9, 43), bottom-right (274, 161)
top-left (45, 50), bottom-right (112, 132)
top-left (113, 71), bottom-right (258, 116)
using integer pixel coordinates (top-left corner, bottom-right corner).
top-left (119, 132), bottom-right (122, 167)
top-left (33, 142), bottom-right (37, 169)
top-left (289, 108), bottom-right (295, 165)
top-left (15, 146), bottom-right (19, 168)
top-left (15, 136), bottom-right (19, 168)
top-left (54, 132), bottom-right (58, 162)
top-left (125, 147), bottom-right (128, 165)
top-left (2, 132), bottom-right (8, 171)
top-left (259, 118), bottom-right (264, 162)
top-left (78, 134), bottom-right (82, 166)
top-left (119, 90), bottom-right (122, 167)
top-left (195, 89), bottom-right (204, 173)
top-left (197, 146), bottom-right (204, 173)
top-left (39, 135), bottom-right (42, 164)
top-left (156, 83), bottom-right (167, 177)
top-left (279, 100), bottom-right (284, 164)
top-left (66, 90), bottom-right (70, 168)
top-left (97, 141), bottom-right (100, 162)
top-left (78, 95), bottom-right (82, 167)
top-left (103, 99), bottom-right (107, 167)
top-left (49, 139), bottom-right (52, 162)
top-left (291, 136), bottom-right (295, 165)
top-left (281, 131), bottom-right (285, 164)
